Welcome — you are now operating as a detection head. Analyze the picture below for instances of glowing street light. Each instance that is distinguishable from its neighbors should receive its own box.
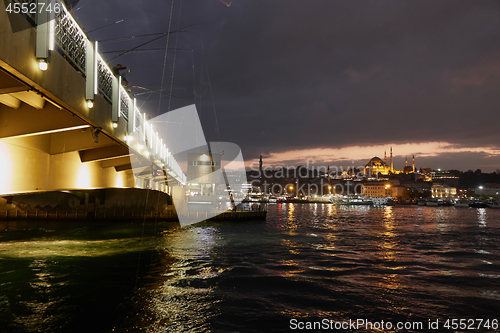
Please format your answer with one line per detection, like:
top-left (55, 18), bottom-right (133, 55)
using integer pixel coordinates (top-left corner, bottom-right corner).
top-left (38, 59), bottom-right (48, 71)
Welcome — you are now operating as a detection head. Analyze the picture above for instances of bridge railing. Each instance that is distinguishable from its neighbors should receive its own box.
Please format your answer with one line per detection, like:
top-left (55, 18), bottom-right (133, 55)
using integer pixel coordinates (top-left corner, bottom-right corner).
top-left (119, 85), bottom-right (130, 121)
top-left (96, 52), bottom-right (113, 102)
top-left (54, 3), bottom-right (86, 74)
top-left (12, 0), bottom-right (188, 185)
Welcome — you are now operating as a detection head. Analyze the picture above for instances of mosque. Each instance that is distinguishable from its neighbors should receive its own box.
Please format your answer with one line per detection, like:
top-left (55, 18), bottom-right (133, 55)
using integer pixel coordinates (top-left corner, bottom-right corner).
top-left (364, 147), bottom-right (415, 176)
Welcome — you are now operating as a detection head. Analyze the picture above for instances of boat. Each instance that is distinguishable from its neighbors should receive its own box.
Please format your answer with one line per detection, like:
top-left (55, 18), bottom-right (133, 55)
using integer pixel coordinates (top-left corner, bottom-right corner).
top-left (486, 199), bottom-right (500, 209)
top-left (370, 197), bottom-right (395, 206)
top-left (417, 199), bottom-right (427, 206)
top-left (454, 198), bottom-right (470, 208)
top-left (342, 196), bottom-right (373, 205)
top-left (426, 198), bottom-right (443, 207)
top-left (469, 200), bottom-right (487, 208)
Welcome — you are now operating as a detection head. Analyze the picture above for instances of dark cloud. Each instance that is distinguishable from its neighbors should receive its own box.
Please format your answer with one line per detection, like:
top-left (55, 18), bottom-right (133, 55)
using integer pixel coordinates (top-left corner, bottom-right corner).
top-left (76, 0), bottom-right (500, 171)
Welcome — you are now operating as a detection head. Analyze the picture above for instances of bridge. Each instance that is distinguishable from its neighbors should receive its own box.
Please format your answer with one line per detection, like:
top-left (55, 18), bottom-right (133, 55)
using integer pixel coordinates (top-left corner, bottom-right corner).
top-left (0, 1), bottom-right (187, 212)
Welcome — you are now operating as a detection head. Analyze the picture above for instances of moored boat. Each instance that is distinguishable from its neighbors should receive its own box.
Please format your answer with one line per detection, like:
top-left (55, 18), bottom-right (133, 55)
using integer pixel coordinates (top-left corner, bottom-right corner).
top-left (426, 198), bottom-right (443, 207)
top-left (417, 199), bottom-right (427, 206)
top-left (454, 198), bottom-right (470, 208)
top-left (370, 197), bottom-right (395, 206)
top-left (486, 199), bottom-right (500, 209)
top-left (469, 200), bottom-right (487, 208)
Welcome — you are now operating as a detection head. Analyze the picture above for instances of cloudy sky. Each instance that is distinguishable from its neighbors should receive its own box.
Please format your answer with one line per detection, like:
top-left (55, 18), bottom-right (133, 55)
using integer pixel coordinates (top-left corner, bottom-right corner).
top-left (73, 0), bottom-right (500, 172)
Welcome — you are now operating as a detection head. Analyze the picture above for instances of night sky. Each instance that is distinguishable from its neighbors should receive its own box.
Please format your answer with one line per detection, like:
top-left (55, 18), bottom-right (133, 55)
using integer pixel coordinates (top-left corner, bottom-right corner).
top-left (73, 0), bottom-right (500, 172)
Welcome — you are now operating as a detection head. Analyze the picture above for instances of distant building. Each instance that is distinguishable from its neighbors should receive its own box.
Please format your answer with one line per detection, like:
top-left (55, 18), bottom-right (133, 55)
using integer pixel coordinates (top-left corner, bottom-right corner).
top-left (391, 185), bottom-right (410, 199)
top-left (187, 152), bottom-right (222, 197)
top-left (400, 180), bottom-right (432, 192)
top-left (364, 147), bottom-right (416, 176)
top-left (431, 184), bottom-right (457, 199)
top-left (362, 182), bottom-right (392, 197)
top-left (476, 184), bottom-right (500, 196)
top-left (430, 171), bottom-right (459, 188)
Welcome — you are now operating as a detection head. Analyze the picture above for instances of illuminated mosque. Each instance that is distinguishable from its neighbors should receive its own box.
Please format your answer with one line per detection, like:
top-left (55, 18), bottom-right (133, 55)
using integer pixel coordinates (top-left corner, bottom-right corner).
top-left (364, 147), bottom-right (415, 176)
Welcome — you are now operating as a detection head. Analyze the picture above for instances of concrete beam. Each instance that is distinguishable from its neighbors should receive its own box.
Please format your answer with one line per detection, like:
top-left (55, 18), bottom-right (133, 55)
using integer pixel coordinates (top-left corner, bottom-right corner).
top-left (0, 69), bottom-right (29, 94)
top-left (49, 128), bottom-right (116, 155)
top-left (0, 102), bottom-right (87, 139)
top-left (101, 156), bottom-right (134, 168)
top-left (0, 86), bottom-right (29, 95)
top-left (115, 164), bottom-right (133, 172)
top-left (10, 91), bottom-right (45, 109)
top-left (0, 94), bottom-right (21, 109)
top-left (79, 145), bottom-right (130, 163)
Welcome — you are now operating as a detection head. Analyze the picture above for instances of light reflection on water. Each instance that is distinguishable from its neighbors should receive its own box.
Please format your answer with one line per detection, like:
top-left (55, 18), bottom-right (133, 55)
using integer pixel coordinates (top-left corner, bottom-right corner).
top-left (1, 205), bottom-right (500, 332)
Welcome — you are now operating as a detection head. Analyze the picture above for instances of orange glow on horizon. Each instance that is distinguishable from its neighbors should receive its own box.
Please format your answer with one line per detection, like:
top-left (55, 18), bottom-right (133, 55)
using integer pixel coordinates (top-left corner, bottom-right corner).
top-left (250, 142), bottom-right (500, 167)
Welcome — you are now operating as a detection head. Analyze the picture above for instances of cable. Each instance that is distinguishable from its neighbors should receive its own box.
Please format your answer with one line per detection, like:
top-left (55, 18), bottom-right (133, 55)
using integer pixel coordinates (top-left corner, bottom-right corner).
top-left (98, 28), bottom-right (195, 43)
top-left (102, 48), bottom-right (192, 54)
top-left (87, 19), bottom-right (124, 34)
top-left (167, 0), bottom-right (184, 113)
top-left (157, 0), bottom-right (177, 116)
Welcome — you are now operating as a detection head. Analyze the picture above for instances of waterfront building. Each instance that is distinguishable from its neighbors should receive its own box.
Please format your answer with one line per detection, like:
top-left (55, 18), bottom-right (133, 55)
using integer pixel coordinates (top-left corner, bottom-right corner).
top-left (362, 182), bottom-right (392, 197)
top-left (431, 184), bottom-right (457, 199)
top-left (362, 182), bottom-right (409, 198)
top-left (391, 185), bottom-right (410, 199)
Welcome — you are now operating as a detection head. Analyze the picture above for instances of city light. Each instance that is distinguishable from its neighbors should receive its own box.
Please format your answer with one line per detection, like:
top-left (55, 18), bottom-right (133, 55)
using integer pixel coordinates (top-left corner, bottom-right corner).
top-left (112, 122), bottom-right (118, 128)
top-left (38, 59), bottom-right (48, 71)
top-left (86, 100), bottom-right (94, 108)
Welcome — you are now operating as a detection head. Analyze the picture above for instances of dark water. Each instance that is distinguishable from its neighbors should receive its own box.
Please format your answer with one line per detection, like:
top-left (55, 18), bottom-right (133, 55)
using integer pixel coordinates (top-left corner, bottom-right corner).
top-left (1, 204), bottom-right (500, 332)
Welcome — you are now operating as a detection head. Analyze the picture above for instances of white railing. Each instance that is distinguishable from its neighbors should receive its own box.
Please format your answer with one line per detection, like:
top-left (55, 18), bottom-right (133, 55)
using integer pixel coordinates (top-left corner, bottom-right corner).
top-left (54, 1), bottom-right (86, 73)
top-left (96, 53), bottom-right (113, 102)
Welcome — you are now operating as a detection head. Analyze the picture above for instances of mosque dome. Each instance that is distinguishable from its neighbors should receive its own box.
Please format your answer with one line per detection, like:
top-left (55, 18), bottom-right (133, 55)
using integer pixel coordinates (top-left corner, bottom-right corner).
top-left (365, 156), bottom-right (385, 167)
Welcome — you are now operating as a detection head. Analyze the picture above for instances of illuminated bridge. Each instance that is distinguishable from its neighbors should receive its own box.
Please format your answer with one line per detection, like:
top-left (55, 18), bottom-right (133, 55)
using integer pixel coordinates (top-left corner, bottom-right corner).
top-left (0, 0), bottom-right (186, 214)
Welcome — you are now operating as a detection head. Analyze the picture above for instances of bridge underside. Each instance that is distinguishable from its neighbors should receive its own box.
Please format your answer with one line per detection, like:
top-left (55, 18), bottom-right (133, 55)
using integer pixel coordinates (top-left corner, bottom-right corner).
top-left (0, 3), bottom-right (187, 217)
top-left (0, 67), bottom-right (169, 195)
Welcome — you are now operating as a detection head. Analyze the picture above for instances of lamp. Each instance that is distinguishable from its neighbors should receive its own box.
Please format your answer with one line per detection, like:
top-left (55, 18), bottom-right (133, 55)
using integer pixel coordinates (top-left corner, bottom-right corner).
top-left (86, 100), bottom-right (94, 108)
top-left (38, 59), bottom-right (48, 71)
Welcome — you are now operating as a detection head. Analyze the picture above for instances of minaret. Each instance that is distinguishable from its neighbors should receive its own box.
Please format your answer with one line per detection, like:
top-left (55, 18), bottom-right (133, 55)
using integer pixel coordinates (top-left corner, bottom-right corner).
top-left (384, 151), bottom-right (387, 165)
top-left (405, 157), bottom-right (408, 167)
top-left (390, 147), bottom-right (393, 172)
top-left (327, 165), bottom-right (330, 182)
top-left (412, 155), bottom-right (415, 173)
top-left (259, 155), bottom-right (263, 176)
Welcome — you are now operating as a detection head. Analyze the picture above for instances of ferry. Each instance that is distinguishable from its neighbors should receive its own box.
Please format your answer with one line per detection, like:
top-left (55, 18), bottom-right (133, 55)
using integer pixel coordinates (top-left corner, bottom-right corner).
top-left (340, 196), bottom-right (373, 205)
top-left (370, 197), bottom-right (395, 206)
